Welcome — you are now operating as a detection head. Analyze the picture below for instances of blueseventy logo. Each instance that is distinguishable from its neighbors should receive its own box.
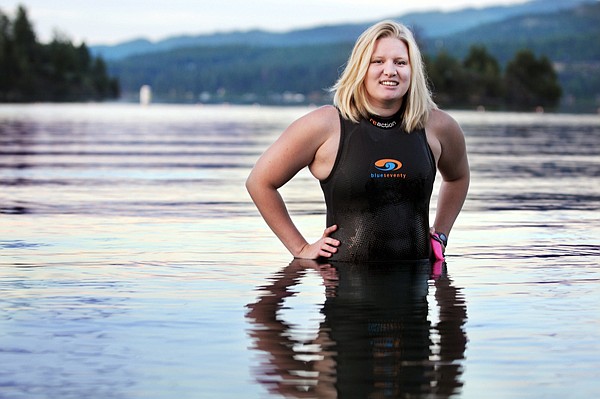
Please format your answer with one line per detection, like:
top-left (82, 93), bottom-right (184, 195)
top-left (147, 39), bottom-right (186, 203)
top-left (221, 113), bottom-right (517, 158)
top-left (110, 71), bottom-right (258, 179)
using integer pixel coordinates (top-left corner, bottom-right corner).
top-left (374, 159), bottom-right (402, 171)
top-left (371, 158), bottom-right (406, 179)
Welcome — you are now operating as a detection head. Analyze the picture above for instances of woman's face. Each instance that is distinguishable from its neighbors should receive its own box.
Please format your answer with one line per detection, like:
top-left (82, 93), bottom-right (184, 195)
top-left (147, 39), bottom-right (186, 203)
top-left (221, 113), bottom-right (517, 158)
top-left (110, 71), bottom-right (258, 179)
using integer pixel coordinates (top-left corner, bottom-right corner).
top-left (364, 37), bottom-right (411, 114)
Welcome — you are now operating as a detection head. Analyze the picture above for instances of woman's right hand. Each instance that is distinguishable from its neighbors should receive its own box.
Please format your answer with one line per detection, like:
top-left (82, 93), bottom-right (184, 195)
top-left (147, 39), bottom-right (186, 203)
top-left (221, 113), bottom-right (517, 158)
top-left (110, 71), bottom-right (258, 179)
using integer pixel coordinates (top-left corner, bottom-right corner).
top-left (295, 225), bottom-right (340, 259)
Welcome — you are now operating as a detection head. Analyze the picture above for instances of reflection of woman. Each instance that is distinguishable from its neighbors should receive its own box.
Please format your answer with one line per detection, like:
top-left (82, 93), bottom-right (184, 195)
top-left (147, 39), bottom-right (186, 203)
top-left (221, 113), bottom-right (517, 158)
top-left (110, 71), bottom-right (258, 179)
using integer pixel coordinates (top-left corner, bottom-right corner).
top-left (246, 259), bottom-right (338, 398)
top-left (246, 259), bottom-right (468, 397)
top-left (246, 20), bottom-right (469, 262)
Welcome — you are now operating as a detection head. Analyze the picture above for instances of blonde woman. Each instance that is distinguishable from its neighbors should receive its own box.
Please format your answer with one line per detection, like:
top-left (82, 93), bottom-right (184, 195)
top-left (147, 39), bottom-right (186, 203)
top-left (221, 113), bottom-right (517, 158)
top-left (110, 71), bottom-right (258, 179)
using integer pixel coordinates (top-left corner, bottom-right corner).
top-left (246, 20), bottom-right (470, 263)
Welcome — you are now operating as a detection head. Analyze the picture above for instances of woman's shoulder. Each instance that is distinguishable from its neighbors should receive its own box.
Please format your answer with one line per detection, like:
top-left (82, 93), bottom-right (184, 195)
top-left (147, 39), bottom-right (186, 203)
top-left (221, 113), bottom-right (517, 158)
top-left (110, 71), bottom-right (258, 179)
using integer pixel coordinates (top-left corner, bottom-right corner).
top-left (425, 108), bottom-right (464, 141)
top-left (426, 108), bottom-right (460, 131)
top-left (289, 105), bottom-right (340, 136)
top-left (280, 105), bottom-right (340, 145)
top-left (303, 105), bottom-right (339, 124)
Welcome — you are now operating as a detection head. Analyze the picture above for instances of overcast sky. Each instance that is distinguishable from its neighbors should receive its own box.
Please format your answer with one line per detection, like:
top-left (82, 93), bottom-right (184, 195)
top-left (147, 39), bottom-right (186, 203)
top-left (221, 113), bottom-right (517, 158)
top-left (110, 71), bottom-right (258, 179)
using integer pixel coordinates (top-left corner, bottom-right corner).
top-left (1, 0), bottom-right (528, 45)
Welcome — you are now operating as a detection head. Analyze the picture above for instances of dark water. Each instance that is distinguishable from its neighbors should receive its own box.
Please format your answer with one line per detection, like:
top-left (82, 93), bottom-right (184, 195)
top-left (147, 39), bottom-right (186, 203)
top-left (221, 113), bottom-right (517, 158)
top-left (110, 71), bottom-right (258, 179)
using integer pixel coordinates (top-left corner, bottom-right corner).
top-left (247, 259), bottom-right (466, 398)
top-left (1, 104), bottom-right (599, 398)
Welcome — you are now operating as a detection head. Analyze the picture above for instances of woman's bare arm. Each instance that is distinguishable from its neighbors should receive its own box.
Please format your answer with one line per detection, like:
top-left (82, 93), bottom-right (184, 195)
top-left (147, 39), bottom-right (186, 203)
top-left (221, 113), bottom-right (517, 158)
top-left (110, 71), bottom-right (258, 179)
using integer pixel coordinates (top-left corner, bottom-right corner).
top-left (427, 110), bottom-right (470, 241)
top-left (246, 106), bottom-right (341, 259)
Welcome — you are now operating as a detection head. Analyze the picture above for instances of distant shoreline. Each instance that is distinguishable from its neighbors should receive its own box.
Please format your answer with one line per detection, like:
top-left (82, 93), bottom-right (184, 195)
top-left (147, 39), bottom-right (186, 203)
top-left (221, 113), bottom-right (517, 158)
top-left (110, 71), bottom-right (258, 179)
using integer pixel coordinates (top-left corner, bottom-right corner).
top-left (1, 103), bottom-right (599, 124)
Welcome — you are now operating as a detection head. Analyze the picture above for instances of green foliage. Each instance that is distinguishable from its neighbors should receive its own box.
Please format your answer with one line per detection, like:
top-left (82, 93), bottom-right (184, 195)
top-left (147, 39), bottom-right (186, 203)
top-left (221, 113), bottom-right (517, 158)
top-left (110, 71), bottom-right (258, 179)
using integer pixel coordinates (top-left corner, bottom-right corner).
top-left (462, 45), bottom-right (503, 106)
top-left (504, 49), bottom-right (562, 110)
top-left (426, 46), bottom-right (561, 111)
top-left (423, 2), bottom-right (599, 111)
top-left (111, 43), bottom-right (353, 103)
top-left (0, 5), bottom-right (119, 102)
top-left (111, 38), bottom-right (562, 111)
top-left (426, 51), bottom-right (470, 106)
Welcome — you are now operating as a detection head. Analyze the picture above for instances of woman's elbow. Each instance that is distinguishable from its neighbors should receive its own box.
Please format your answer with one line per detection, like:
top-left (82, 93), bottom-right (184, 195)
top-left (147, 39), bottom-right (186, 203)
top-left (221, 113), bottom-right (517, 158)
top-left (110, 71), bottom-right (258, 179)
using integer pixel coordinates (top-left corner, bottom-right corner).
top-left (246, 169), bottom-right (275, 200)
top-left (245, 171), bottom-right (259, 197)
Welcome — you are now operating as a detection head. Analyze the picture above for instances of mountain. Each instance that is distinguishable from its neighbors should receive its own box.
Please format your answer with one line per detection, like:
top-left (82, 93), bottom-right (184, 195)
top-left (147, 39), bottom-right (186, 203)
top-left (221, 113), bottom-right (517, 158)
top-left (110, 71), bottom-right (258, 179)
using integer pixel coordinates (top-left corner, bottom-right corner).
top-left (91, 0), bottom-right (593, 61)
top-left (394, 0), bottom-right (595, 37)
top-left (430, 0), bottom-right (600, 62)
top-left (106, 0), bottom-right (600, 112)
top-left (430, 1), bottom-right (600, 110)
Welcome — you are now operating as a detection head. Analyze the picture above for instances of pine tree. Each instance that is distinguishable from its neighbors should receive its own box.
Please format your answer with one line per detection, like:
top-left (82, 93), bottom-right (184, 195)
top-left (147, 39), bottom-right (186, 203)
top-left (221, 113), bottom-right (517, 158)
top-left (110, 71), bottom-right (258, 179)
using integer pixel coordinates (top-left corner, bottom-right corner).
top-left (0, 4), bottom-right (119, 102)
top-left (463, 45), bottom-right (503, 108)
top-left (504, 49), bottom-right (562, 110)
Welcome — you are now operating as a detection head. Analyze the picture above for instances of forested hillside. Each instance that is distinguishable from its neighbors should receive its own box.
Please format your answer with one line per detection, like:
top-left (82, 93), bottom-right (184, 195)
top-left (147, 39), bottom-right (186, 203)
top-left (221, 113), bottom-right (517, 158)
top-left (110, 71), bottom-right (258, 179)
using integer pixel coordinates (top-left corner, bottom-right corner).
top-left (110, 43), bottom-right (353, 104)
top-left (0, 6), bottom-right (119, 102)
top-left (92, 0), bottom-right (593, 61)
top-left (428, 1), bottom-right (600, 62)
top-left (108, 1), bottom-right (598, 112)
top-left (2, 0), bottom-right (597, 111)
top-left (426, 2), bottom-right (600, 111)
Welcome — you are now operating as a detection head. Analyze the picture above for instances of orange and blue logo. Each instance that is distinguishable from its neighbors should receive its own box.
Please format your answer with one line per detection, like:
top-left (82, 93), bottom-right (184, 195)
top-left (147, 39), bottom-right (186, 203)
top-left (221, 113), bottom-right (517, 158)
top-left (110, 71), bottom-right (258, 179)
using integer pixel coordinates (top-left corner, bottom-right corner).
top-left (374, 159), bottom-right (403, 171)
top-left (371, 158), bottom-right (406, 179)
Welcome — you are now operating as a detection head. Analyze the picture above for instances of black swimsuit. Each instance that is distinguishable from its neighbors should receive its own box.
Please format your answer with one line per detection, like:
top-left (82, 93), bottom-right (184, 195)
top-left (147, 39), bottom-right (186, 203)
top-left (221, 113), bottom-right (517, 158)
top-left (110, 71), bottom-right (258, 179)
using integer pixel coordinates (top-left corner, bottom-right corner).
top-left (320, 111), bottom-right (436, 262)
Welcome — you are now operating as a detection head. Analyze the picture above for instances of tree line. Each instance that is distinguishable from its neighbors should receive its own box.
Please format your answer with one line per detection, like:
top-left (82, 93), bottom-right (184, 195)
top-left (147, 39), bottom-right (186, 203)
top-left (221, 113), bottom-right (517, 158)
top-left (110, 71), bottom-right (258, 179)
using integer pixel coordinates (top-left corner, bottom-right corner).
top-left (113, 41), bottom-right (562, 111)
top-left (2, 4), bottom-right (563, 111)
top-left (425, 45), bottom-right (562, 111)
top-left (0, 5), bottom-right (119, 102)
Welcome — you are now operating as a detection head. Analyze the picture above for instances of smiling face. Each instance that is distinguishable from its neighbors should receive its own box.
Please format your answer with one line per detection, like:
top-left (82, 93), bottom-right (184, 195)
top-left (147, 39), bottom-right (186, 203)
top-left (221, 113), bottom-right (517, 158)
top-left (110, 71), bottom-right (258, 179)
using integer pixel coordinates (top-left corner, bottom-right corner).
top-left (364, 37), bottom-right (411, 116)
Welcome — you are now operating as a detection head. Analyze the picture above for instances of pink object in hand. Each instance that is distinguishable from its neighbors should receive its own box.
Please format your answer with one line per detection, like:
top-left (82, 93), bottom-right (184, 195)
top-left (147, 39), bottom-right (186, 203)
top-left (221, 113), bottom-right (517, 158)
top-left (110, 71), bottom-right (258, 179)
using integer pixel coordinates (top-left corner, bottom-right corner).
top-left (431, 234), bottom-right (445, 261)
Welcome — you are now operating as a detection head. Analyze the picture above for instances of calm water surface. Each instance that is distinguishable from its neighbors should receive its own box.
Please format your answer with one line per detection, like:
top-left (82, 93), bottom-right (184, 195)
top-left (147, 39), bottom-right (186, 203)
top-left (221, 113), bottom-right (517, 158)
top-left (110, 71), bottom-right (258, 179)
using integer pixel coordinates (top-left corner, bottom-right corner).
top-left (1, 104), bottom-right (599, 398)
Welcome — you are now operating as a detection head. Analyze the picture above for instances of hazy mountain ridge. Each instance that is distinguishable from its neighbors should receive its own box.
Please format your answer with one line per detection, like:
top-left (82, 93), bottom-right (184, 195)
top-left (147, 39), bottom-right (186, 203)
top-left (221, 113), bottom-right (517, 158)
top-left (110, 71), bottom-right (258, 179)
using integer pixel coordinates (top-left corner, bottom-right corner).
top-left (91, 0), bottom-right (593, 60)
top-left (427, 1), bottom-right (600, 62)
top-left (105, 0), bottom-right (600, 111)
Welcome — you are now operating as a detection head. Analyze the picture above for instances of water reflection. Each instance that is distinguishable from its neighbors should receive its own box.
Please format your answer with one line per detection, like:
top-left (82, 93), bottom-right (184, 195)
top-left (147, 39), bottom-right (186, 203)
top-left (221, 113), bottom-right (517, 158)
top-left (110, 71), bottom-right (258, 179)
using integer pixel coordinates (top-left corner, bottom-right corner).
top-left (247, 259), bottom-right (467, 398)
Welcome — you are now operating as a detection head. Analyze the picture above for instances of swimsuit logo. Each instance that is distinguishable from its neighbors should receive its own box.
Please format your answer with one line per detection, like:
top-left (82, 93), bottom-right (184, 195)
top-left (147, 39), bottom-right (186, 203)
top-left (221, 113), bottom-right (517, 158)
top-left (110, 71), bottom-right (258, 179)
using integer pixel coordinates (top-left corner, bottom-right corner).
top-left (374, 159), bottom-right (402, 171)
top-left (369, 118), bottom-right (397, 129)
top-left (371, 158), bottom-right (406, 179)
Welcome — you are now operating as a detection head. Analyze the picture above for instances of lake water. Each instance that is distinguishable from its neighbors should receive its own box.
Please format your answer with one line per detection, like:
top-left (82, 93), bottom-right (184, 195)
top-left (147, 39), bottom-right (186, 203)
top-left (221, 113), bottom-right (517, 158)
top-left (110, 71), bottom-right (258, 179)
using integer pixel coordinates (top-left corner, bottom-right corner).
top-left (1, 103), bottom-right (599, 398)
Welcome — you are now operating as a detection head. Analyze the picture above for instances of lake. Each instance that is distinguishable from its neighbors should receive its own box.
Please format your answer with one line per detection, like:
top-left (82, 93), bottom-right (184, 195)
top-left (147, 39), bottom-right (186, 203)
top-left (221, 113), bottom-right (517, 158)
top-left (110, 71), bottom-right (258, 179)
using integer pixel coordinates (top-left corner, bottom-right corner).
top-left (1, 103), bottom-right (599, 398)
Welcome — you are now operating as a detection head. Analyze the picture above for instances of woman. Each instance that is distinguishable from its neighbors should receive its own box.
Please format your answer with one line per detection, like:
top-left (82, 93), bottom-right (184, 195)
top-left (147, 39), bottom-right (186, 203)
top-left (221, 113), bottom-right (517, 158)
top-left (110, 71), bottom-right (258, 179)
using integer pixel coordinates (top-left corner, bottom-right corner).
top-left (246, 20), bottom-right (469, 262)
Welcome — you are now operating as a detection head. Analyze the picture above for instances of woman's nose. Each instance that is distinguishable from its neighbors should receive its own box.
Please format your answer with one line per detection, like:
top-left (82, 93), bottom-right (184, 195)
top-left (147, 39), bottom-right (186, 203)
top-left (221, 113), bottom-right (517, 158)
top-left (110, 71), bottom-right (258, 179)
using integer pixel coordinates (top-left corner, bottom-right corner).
top-left (384, 62), bottom-right (397, 76)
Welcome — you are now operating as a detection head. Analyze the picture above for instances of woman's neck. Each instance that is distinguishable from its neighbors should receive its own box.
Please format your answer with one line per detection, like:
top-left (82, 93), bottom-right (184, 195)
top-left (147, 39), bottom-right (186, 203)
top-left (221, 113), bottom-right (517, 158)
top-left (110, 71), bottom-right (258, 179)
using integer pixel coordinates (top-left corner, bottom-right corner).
top-left (370, 99), bottom-right (404, 118)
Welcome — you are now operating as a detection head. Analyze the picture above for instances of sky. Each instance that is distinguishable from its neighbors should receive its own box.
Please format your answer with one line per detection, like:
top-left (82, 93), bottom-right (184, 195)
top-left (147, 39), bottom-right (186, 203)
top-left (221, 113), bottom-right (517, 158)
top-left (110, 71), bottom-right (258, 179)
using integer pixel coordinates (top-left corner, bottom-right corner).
top-left (1, 0), bottom-right (528, 45)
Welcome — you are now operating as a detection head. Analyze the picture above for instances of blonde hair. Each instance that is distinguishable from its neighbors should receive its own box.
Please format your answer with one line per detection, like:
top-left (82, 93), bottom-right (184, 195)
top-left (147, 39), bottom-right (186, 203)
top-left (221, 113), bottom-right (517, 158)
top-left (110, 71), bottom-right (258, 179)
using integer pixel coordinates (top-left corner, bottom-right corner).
top-left (332, 20), bottom-right (436, 132)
